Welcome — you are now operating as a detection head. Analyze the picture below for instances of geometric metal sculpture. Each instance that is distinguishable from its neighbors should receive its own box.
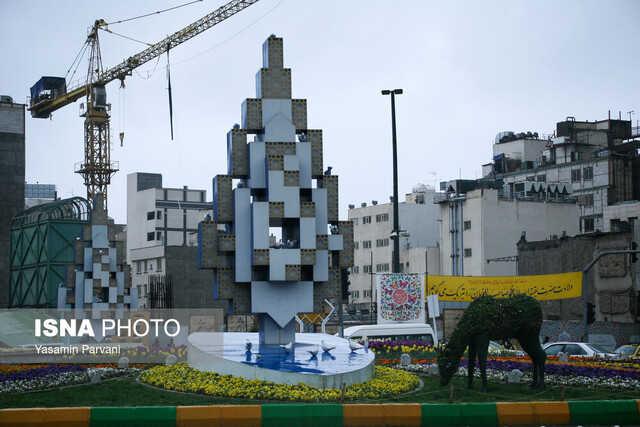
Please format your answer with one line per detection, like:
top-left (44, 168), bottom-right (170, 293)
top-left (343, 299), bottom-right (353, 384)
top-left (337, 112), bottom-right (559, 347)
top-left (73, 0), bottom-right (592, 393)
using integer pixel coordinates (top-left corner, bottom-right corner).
top-left (58, 192), bottom-right (136, 317)
top-left (199, 35), bottom-right (353, 344)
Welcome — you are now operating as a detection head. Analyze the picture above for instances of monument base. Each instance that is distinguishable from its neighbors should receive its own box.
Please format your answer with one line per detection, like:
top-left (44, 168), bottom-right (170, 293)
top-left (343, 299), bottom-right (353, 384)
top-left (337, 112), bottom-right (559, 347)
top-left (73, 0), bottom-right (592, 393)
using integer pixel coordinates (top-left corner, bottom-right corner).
top-left (258, 314), bottom-right (295, 345)
top-left (188, 332), bottom-right (375, 389)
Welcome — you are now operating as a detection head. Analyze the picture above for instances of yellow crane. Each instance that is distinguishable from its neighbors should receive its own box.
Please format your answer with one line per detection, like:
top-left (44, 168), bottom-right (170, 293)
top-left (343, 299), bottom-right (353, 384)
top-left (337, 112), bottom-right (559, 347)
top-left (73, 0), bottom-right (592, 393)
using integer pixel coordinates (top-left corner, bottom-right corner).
top-left (28, 0), bottom-right (260, 208)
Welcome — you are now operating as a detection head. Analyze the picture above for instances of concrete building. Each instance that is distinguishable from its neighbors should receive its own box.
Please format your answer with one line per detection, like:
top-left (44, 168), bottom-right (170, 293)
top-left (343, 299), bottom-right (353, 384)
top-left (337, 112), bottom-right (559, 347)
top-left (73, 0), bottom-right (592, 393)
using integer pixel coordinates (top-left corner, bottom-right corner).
top-left (0, 95), bottom-right (25, 308)
top-left (25, 183), bottom-right (57, 209)
top-left (517, 227), bottom-right (640, 345)
top-left (482, 117), bottom-right (639, 234)
top-left (437, 184), bottom-right (580, 277)
top-left (127, 172), bottom-right (211, 307)
top-left (347, 184), bottom-right (440, 313)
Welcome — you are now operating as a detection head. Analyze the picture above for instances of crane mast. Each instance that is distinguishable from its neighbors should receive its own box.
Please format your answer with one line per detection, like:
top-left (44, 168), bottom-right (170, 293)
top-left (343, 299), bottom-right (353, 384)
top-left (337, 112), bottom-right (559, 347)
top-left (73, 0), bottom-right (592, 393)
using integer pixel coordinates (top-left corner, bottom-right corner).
top-left (76, 19), bottom-right (118, 207)
top-left (28, 0), bottom-right (261, 207)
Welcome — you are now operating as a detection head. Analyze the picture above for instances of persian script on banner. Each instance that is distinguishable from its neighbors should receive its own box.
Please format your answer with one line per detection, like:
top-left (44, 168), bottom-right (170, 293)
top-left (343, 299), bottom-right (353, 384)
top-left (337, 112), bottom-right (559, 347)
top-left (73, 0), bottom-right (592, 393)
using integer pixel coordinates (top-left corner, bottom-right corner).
top-left (376, 274), bottom-right (425, 324)
top-left (425, 272), bottom-right (582, 302)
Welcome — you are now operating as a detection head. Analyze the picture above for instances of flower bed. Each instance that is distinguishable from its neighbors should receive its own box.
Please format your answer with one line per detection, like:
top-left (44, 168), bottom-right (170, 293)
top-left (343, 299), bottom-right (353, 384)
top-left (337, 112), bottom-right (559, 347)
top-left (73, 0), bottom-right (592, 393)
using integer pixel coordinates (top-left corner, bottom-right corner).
top-left (3, 340), bottom-right (639, 397)
top-left (0, 364), bottom-right (144, 394)
top-left (398, 355), bottom-right (640, 390)
top-left (140, 363), bottom-right (420, 402)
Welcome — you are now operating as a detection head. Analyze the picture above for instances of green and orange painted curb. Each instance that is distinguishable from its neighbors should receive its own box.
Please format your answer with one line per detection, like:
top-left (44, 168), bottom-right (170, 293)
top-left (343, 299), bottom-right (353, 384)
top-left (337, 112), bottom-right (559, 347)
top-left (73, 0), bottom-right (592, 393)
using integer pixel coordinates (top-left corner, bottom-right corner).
top-left (1, 400), bottom-right (639, 426)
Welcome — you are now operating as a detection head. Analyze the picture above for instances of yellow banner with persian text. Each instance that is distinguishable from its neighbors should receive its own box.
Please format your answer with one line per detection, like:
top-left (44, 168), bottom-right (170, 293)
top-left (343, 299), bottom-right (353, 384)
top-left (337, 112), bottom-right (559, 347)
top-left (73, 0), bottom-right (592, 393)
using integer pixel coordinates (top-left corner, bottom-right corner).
top-left (426, 272), bottom-right (582, 301)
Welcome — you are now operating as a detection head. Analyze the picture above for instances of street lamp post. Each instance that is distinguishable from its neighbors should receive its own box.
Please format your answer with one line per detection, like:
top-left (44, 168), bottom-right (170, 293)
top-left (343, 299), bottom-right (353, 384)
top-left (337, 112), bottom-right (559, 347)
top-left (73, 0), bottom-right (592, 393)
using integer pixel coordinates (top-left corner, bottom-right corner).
top-left (382, 89), bottom-right (403, 273)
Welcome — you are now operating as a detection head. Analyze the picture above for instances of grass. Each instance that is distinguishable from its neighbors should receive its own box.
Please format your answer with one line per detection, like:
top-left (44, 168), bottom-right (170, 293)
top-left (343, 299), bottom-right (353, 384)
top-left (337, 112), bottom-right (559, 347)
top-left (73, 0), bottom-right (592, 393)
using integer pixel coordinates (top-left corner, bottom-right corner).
top-left (1, 372), bottom-right (638, 409)
top-left (383, 375), bottom-right (640, 404)
top-left (0, 376), bottom-right (248, 409)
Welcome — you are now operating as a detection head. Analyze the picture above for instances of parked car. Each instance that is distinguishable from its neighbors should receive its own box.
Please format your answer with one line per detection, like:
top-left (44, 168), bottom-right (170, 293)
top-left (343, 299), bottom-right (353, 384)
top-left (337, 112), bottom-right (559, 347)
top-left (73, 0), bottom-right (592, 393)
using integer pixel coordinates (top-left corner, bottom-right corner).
top-left (488, 340), bottom-right (525, 356)
top-left (542, 341), bottom-right (617, 358)
top-left (613, 344), bottom-right (640, 359)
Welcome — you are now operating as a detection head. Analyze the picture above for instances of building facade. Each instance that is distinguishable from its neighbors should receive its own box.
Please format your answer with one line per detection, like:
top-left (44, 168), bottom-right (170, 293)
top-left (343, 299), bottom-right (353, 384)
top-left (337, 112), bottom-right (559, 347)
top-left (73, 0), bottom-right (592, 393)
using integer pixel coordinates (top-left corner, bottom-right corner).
top-left (347, 185), bottom-right (440, 313)
top-left (517, 227), bottom-right (640, 345)
top-left (126, 172), bottom-right (210, 307)
top-left (483, 118), bottom-right (639, 234)
top-left (25, 183), bottom-right (57, 209)
top-left (437, 186), bottom-right (580, 277)
top-left (0, 96), bottom-right (25, 308)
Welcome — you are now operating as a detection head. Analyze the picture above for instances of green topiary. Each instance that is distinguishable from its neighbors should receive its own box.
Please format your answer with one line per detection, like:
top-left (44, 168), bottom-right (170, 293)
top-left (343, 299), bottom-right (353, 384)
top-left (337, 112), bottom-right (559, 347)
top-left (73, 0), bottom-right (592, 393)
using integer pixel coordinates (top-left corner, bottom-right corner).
top-left (437, 293), bottom-right (546, 392)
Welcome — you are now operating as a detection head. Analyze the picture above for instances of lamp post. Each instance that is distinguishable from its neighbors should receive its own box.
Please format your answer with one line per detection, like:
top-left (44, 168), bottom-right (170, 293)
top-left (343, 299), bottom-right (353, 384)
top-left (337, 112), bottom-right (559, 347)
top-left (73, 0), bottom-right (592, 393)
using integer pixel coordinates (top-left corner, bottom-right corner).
top-left (381, 89), bottom-right (403, 273)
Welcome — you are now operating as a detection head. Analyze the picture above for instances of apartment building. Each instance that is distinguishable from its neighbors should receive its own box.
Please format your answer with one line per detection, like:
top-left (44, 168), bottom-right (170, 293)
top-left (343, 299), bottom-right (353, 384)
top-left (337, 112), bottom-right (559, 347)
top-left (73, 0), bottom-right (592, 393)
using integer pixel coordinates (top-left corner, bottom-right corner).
top-left (437, 183), bottom-right (579, 276)
top-left (482, 117), bottom-right (639, 234)
top-left (126, 172), bottom-right (210, 307)
top-left (347, 184), bottom-right (440, 313)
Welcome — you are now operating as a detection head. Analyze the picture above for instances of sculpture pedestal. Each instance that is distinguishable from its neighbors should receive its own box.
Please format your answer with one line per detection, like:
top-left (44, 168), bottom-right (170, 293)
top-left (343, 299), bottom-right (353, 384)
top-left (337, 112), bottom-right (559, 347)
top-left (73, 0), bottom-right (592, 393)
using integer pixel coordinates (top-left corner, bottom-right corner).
top-left (258, 314), bottom-right (295, 345)
top-left (188, 332), bottom-right (375, 389)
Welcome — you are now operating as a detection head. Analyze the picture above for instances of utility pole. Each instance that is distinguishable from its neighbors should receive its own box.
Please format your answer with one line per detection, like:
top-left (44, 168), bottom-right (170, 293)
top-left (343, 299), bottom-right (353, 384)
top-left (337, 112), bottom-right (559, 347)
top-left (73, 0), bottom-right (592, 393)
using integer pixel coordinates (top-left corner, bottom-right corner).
top-left (381, 89), bottom-right (403, 273)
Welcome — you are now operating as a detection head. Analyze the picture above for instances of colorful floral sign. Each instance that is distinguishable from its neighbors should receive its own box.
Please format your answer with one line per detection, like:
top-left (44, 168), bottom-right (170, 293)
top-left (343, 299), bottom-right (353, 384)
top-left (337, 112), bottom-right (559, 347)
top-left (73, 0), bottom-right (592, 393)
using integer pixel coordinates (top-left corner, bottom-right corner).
top-left (377, 274), bottom-right (425, 324)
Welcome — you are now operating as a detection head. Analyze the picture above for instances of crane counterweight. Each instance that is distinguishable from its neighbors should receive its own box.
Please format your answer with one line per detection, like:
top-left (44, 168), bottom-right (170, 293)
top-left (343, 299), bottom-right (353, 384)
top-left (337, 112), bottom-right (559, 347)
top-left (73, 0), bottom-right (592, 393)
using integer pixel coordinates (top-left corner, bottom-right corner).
top-left (27, 0), bottom-right (261, 207)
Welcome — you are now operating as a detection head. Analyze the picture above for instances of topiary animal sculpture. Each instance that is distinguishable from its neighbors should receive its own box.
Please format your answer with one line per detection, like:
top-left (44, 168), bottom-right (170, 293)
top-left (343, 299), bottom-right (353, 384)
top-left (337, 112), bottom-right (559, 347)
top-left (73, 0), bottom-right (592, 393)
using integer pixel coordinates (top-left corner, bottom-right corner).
top-left (437, 294), bottom-right (546, 392)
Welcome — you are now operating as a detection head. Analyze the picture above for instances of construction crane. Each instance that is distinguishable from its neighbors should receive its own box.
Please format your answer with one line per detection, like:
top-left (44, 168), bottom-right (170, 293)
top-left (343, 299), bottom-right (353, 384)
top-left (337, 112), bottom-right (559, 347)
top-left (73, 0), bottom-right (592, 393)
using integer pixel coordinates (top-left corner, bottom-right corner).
top-left (28, 0), bottom-right (260, 208)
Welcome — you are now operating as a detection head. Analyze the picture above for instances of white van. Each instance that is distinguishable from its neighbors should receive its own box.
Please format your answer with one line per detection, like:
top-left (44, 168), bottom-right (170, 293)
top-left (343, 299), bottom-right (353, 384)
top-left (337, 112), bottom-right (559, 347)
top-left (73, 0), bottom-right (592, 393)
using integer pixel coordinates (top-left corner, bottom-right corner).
top-left (341, 323), bottom-right (437, 345)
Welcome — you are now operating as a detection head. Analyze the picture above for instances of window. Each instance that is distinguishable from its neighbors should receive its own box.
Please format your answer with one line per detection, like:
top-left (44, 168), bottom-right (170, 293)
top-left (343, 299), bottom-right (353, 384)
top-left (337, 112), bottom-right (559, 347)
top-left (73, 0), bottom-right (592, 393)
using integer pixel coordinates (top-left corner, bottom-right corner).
top-left (571, 151), bottom-right (584, 161)
top-left (157, 211), bottom-right (163, 220)
top-left (564, 344), bottom-right (587, 356)
top-left (583, 218), bottom-right (595, 233)
top-left (354, 242), bottom-right (359, 250)
top-left (143, 260), bottom-right (148, 273)
top-left (157, 258), bottom-right (163, 271)
top-left (610, 219), bottom-right (630, 232)
top-left (376, 213), bottom-right (389, 222)
top-left (353, 218), bottom-right (359, 225)
top-left (351, 266), bottom-right (359, 274)
top-left (351, 290), bottom-right (360, 299)
top-left (543, 344), bottom-right (563, 356)
top-left (376, 263), bottom-right (390, 272)
top-left (147, 232), bottom-right (155, 241)
top-left (584, 166), bottom-right (593, 181)
top-left (463, 221), bottom-right (471, 230)
top-left (571, 169), bottom-right (581, 182)
top-left (537, 174), bottom-right (546, 182)
top-left (578, 194), bottom-right (594, 207)
top-left (156, 231), bottom-right (162, 242)
top-left (362, 240), bottom-right (372, 249)
top-left (376, 238), bottom-right (389, 247)
top-left (464, 248), bottom-right (472, 257)
top-left (363, 265), bottom-right (372, 274)
top-left (147, 211), bottom-right (155, 220)
top-left (364, 290), bottom-right (371, 298)
top-left (363, 216), bottom-right (372, 224)
top-left (136, 261), bottom-right (142, 274)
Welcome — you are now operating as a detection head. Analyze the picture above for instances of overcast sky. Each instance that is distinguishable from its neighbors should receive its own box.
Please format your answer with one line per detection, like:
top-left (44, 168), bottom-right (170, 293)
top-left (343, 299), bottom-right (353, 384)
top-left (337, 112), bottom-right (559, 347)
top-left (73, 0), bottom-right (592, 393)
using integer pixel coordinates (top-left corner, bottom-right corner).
top-left (2, 0), bottom-right (639, 224)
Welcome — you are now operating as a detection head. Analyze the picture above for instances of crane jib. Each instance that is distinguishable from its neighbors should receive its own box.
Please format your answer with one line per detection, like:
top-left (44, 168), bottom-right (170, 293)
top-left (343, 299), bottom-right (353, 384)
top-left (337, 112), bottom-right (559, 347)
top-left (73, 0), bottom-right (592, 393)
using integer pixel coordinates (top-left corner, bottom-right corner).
top-left (29, 0), bottom-right (260, 118)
